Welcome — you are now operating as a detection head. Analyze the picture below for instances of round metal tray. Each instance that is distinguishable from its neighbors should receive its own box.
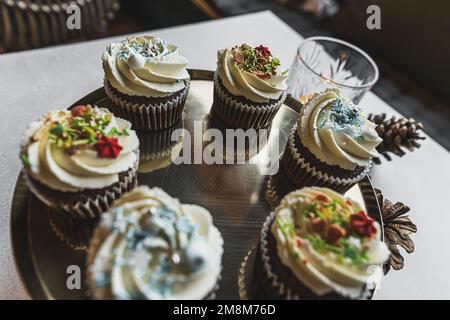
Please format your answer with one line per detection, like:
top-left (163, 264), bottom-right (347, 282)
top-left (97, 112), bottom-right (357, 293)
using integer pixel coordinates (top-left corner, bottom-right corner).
top-left (10, 70), bottom-right (383, 300)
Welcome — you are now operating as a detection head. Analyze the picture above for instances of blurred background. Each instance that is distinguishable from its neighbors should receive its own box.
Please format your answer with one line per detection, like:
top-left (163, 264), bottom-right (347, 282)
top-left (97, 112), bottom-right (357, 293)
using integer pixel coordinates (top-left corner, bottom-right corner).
top-left (1, 0), bottom-right (449, 149)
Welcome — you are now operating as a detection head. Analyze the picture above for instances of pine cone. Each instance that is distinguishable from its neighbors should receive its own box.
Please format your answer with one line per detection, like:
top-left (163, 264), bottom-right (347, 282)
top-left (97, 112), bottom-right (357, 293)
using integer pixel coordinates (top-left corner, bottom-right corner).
top-left (375, 189), bottom-right (417, 274)
top-left (368, 113), bottom-right (426, 164)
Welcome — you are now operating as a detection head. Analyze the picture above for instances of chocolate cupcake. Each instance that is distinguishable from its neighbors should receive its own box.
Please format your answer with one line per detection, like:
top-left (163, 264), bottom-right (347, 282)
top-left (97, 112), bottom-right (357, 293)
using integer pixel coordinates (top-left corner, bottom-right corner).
top-left (256, 187), bottom-right (389, 299)
top-left (212, 44), bottom-right (287, 129)
top-left (20, 105), bottom-right (139, 219)
top-left (279, 88), bottom-right (382, 194)
top-left (103, 35), bottom-right (190, 131)
top-left (87, 186), bottom-right (223, 300)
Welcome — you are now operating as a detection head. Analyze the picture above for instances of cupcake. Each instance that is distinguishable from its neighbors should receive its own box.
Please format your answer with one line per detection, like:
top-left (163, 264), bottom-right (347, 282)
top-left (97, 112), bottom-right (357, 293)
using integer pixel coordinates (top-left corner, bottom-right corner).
top-left (279, 88), bottom-right (382, 194)
top-left (212, 44), bottom-right (287, 129)
top-left (103, 35), bottom-right (190, 131)
top-left (20, 105), bottom-right (139, 219)
top-left (87, 186), bottom-right (224, 300)
top-left (256, 187), bottom-right (389, 299)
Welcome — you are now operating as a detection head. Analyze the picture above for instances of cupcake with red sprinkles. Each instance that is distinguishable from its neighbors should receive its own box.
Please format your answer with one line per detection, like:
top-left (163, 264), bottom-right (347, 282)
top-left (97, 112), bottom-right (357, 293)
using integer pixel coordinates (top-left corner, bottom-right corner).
top-left (20, 105), bottom-right (139, 219)
top-left (255, 187), bottom-right (389, 299)
top-left (212, 44), bottom-right (288, 129)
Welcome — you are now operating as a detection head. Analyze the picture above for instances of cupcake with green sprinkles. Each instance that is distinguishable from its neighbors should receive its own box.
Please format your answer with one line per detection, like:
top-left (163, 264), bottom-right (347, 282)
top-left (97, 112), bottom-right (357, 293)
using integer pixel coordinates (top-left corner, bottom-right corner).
top-left (87, 186), bottom-right (224, 300)
top-left (212, 43), bottom-right (288, 129)
top-left (20, 105), bottom-right (139, 219)
top-left (255, 187), bottom-right (390, 299)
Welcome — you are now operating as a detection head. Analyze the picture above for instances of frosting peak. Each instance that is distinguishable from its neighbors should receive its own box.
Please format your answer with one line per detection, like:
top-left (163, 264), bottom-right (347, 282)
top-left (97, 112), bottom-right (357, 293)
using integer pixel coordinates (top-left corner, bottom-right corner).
top-left (298, 88), bottom-right (382, 170)
top-left (103, 35), bottom-right (190, 97)
top-left (217, 44), bottom-right (287, 103)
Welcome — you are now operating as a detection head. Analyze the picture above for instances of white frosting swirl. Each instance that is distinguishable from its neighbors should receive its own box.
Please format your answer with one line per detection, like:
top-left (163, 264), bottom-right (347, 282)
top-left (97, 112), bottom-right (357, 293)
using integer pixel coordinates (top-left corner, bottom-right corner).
top-left (217, 47), bottom-right (287, 103)
top-left (272, 187), bottom-right (389, 298)
top-left (21, 107), bottom-right (139, 192)
top-left (88, 186), bottom-right (223, 300)
top-left (103, 35), bottom-right (190, 97)
top-left (298, 88), bottom-right (382, 170)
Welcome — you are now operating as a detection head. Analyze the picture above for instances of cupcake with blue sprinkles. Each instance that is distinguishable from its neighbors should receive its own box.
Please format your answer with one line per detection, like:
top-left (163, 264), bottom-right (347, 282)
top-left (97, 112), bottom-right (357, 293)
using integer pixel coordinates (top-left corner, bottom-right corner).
top-left (103, 35), bottom-right (190, 131)
top-left (86, 186), bottom-right (223, 300)
top-left (277, 88), bottom-right (382, 194)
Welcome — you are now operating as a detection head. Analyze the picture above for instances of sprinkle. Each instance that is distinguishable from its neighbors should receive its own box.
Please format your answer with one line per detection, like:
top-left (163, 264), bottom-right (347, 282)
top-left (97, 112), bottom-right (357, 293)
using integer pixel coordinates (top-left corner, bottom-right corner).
top-left (95, 134), bottom-right (123, 158)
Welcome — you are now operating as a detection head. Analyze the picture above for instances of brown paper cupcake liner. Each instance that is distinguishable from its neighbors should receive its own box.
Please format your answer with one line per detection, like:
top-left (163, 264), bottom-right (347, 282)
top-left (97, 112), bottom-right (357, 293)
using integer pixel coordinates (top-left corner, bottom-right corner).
top-left (24, 156), bottom-right (138, 219)
top-left (211, 73), bottom-right (285, 129)
top-left (280, 124), bottom-right (371, 194)
top-left (48, 208), bottom-right (98, 250)
top-left (105, 79), bottom-right (190, 131)
top-left (265, 171), bottom-right (297, 209)
top-left (256, 211), bottom-right (297, 299)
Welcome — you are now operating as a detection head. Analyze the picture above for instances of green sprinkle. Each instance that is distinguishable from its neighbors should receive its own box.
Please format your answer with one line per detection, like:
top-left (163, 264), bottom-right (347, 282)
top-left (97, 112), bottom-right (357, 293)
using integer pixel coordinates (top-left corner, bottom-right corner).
top-left (56, 139), bottom-right (64, 148)
top-left (20, 154), bottom-right (29, 166)
top-left (306, 235), bottom-right (342, 254)
top-left (50, 124), bottom-right (64, 136)
top-left (72, 139), bottom-right (91, 146)
top-left (344, 246), bottom-right (357, 260)
top-left (107, 127), bottom-right (129, 137)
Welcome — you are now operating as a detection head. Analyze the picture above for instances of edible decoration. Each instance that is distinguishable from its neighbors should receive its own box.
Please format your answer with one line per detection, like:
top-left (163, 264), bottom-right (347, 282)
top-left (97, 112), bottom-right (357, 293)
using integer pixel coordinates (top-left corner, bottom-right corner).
top-left (368, 113), bottom-right (426, 164)
top-left (20, 105), bottom-right (139, 192)
top-left (95, 135), bottom-right (123, 159)
top-left (272, 187), bottom-right (389, 298)
top-left (103, 35), bottom-right (190, 97)
top-left (298, 88), bottom-right (382, 170)
top-left (217, 44), bottom-right (287, 103)
top-left (88, 187), bottom-right (223, 300)
top-left (375, 188), bottom-right (417, 274)
top-left (350, 211), bottom-right (377, 238)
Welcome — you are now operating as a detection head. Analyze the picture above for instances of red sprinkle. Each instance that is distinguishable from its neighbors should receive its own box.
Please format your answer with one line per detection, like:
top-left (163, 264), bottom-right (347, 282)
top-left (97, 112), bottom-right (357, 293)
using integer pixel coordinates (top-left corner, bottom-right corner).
top-left (233, 52), bottom-right (244, 65)
top-left (255, 45), bottom-right (271, 58)
top-left (350, 211), bottom-right (377, 238)
top-left (296, 237), bottom-right (303, 247)
top-left (327, 224), bottom-right (346, 244)
top-left (95, 134), bottom-right (123, 158)
top-left (315, 194), bottom-right (330, 203)
top-left (310, 217), bottom-right (326, 233)
top-left (71, 105), bottom-right (88, 117)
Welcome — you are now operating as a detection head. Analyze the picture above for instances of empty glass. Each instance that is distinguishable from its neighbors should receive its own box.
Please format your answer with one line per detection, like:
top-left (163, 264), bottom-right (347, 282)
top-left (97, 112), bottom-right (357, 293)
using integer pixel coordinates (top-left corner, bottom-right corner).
top-left (287, 36), bottom-right (379, 104)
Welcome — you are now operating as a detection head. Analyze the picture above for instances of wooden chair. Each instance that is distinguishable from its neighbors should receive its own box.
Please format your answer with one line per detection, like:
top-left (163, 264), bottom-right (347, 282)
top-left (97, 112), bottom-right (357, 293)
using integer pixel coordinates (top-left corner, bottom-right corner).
top-left (0, 0), bottom-right (120, 53)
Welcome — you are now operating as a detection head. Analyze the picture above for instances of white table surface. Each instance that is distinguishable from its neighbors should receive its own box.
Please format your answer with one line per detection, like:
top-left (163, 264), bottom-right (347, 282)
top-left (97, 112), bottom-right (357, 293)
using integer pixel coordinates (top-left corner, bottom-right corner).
top-left (1, 10), bottom-right (449, 300)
